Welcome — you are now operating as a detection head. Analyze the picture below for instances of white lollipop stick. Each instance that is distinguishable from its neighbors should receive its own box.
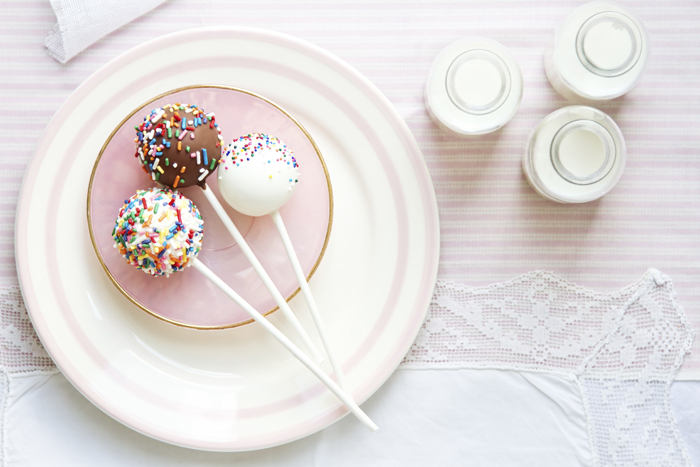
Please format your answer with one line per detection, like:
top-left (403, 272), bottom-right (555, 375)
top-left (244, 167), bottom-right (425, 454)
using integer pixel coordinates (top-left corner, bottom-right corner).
top-left (200, 184), bottom-right (323, 363)
top-left (217, 134), bottom-right (350, 396)
top-left (270, 209), bottom-right (349, 392)
top-left (191, 258), bottom-right (377, 431)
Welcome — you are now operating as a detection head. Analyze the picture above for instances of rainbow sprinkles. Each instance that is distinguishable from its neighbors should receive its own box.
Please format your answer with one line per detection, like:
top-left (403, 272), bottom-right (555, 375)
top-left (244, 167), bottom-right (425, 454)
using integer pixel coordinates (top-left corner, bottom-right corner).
top-left (221, 133), bottom-right (299, 188)
top-left (134, 103), bottom-right (224, 188)
top-left (112, 188), bottom-right (204, 277)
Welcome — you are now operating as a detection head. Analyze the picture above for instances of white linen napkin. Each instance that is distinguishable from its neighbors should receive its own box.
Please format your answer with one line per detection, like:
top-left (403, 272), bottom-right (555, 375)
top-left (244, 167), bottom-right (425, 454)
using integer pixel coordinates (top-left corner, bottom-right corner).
top-left (45, 0), bottom-right (167, 63)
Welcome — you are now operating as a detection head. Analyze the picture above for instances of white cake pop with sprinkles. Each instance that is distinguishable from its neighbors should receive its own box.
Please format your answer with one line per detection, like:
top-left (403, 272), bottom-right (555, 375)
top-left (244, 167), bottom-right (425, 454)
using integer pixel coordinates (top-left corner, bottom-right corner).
top-left (218, 134), bottom-right (300, 217)
top-left (112, 188), bottom-right (204, 277)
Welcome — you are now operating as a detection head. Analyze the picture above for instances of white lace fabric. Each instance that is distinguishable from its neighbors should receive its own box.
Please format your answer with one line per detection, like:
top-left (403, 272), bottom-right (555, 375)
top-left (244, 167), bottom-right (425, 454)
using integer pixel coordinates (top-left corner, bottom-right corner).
top-left (0, 287), bottom-right (57, 466)
top-left (403, 269), bottom-right (695, 466)
top-left (0, 270), bottom-right (694, 465)
top-left (0, 287), bottom-right (53, 372)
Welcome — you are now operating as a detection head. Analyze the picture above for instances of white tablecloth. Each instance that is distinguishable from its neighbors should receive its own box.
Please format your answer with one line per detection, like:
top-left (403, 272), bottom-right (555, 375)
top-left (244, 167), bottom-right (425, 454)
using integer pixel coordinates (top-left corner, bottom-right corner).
top-left (4, 370), bottom-right (698, 466)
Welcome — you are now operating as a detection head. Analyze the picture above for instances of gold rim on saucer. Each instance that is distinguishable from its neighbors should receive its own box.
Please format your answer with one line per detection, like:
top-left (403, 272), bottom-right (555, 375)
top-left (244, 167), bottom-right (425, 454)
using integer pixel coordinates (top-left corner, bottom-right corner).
top-left (86, 85), bottom-right (333, 330)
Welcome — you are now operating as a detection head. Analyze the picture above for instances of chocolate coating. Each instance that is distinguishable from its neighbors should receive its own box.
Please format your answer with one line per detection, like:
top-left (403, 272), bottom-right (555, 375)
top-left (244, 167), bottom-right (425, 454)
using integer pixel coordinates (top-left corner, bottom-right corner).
top-left (135, 104), bottom-right (224, 188)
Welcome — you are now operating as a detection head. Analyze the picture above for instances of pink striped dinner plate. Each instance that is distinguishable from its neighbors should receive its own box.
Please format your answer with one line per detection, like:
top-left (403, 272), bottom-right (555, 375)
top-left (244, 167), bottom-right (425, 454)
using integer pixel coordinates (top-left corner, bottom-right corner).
top-left (16, 27), bottom-right (439, 451)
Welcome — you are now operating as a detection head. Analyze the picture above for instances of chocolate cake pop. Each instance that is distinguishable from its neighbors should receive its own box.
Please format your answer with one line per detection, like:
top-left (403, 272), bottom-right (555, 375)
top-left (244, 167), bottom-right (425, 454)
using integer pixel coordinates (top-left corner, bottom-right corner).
top-left (112, 187), bottom-right (203, 277)
top-left (134, 104), bottom-right (224, 188)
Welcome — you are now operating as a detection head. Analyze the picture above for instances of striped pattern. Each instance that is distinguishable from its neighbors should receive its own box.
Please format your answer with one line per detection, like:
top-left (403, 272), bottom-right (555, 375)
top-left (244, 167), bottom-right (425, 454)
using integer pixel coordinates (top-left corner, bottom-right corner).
top-left (1, 0), bottom-right (698, 377)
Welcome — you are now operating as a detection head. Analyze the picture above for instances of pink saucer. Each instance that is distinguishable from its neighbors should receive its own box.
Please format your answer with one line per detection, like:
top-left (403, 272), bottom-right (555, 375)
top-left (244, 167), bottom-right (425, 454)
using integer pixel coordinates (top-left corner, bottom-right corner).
top-left (88, 86), bottom-right (332, 329)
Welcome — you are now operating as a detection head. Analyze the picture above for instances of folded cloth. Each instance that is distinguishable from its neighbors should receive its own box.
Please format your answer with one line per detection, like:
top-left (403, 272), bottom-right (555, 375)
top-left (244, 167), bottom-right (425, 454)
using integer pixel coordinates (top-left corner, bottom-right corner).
top-left (45, 0), bottom-right (167, 63)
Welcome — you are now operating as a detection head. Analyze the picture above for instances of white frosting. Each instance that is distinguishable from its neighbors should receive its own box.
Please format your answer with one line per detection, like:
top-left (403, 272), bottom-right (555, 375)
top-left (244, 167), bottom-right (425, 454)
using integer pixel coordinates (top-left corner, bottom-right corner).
top-left (218, 134), bottom-right (300, 217)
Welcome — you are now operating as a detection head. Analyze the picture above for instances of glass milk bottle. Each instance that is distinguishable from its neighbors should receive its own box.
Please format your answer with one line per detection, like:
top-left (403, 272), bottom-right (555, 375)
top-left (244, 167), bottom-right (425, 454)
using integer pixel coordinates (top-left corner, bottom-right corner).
top-left (545, 2), bottom-right (649, 104)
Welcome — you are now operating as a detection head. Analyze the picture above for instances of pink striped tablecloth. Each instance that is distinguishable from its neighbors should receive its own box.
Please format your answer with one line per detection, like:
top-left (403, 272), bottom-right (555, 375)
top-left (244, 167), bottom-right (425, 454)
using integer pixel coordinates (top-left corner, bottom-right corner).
top-left (1, 0), bottom-right (698, 378)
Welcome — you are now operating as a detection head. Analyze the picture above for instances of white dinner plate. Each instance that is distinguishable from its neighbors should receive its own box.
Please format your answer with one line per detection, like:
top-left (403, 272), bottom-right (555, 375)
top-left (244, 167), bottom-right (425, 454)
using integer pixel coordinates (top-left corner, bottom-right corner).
top-left (16, 27), bottom-right (439, 451)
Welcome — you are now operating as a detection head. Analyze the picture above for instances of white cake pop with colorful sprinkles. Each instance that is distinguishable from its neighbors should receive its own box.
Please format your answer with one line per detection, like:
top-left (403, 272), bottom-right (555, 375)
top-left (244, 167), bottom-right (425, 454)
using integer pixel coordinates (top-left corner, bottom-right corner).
top-left (218, 134), bottom-right (300, 217)
top-left (112, 188), bottom-right (204, 277)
